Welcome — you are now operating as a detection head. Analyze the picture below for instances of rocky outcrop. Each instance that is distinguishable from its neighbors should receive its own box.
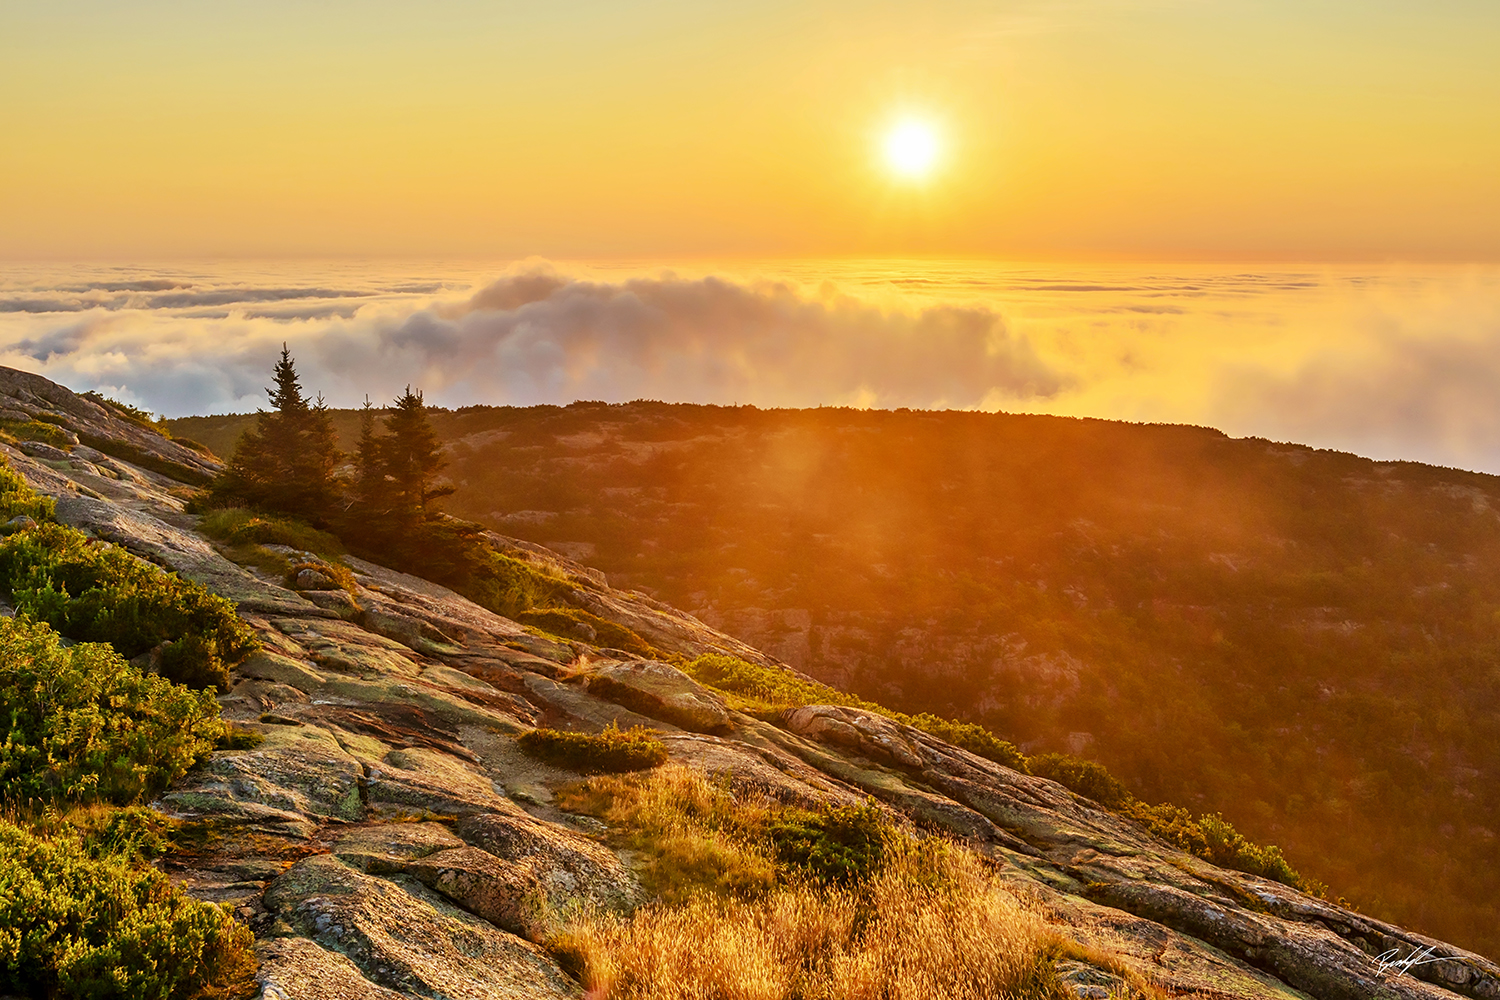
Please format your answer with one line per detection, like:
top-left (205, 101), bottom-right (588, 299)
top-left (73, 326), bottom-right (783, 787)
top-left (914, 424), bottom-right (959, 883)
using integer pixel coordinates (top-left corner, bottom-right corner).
top-left (3, 366), bottom-right (1496, 1000)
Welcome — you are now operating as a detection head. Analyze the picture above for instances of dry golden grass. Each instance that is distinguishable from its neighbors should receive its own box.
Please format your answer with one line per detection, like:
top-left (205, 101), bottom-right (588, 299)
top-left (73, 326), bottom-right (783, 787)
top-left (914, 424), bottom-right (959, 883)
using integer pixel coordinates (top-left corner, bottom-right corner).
top-left (553, 844), bottom-right (1068, 1000)
top-left (557, 764), bottom-right (778, 903)
top-left (550, 766), bottom-right (1082, 1000)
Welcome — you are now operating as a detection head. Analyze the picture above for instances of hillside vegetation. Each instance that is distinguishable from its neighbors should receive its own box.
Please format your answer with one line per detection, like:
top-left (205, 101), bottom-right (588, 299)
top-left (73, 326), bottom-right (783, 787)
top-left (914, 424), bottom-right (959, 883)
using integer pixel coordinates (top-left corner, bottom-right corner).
top-left (170, 401), bottom-right (1500, 954)
top-left (0, 456), bottom-right (257, 998)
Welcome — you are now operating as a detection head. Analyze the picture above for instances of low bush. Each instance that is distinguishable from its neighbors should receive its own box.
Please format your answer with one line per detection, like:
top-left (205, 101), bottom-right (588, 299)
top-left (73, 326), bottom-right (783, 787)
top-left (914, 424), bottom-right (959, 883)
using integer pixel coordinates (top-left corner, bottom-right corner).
top-left (683, 655), bottom-right (1029, 771)
top-left (199, 508), bottom-right (345, 556)
top-left (0, 522), bottom-right (258, 690)
top-left (0, 463), bottom-right (56, 523)
top-left (683, 653), bottom-right (884, 717)
top-left (899, 713), bottom-right (1030, 772)
top-left (0, 418), bottom-right (75, 450)
top-left (684, 655), bottom-right (1313, 891)
top-left (766, 801), bottom-right (891, 886)
top-left (428, 543), bottom-right (571, 620)
top-left (518, 724), bottom-right (668, 774)
top-left (518, 607), bottom-right (654, 656)
top-left (0, 616), bottom-right (224, 806)
top-left (79, 392), bottom-right (162, 433)
top-left (1123, 801), bottom-right (1316, 892)
top-left (0, 820), bottom-right (257, 1000)
top-left (1027, 753), bottom-right (1133, 809)
top-left (171, 436), bottom-right (217, 458)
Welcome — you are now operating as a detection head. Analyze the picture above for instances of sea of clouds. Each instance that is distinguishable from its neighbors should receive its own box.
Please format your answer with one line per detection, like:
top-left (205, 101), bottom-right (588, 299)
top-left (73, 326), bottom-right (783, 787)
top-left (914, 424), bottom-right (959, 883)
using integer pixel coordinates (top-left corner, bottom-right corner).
top-left (2, 259), bottom-right (1498, 472)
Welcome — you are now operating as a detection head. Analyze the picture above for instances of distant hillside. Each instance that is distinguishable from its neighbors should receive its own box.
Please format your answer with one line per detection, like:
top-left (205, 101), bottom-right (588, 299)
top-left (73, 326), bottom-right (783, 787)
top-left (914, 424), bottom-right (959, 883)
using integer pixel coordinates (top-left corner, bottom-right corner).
top-left (170, 402), bottom-right (1500, 954)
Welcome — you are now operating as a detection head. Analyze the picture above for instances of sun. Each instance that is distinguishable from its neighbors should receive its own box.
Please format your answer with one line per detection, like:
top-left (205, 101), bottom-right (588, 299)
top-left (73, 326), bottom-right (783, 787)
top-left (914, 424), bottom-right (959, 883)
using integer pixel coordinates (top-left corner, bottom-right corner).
top-left (883, 120), bottom-right (941, 179)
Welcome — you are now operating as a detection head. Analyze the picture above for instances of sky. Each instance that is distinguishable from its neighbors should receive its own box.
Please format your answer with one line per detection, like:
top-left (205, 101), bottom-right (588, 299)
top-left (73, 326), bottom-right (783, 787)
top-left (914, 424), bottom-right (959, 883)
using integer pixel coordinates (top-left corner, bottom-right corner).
top-left (3, 0), bottom-right (1499, 259)
top-left (3, 3), bottom-right (1500, 473)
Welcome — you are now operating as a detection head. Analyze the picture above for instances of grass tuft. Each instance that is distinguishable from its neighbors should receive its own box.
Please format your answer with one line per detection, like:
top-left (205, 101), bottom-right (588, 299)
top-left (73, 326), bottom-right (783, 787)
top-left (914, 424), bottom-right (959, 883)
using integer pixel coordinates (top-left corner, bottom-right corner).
top-left (518, 724), bottom-right (669, 774)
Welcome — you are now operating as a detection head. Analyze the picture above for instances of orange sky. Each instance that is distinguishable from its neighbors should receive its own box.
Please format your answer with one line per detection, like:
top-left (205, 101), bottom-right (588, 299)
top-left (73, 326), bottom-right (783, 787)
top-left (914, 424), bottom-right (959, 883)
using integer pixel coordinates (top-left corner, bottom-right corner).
top-left (2, 1), bottom-right (1498, 259)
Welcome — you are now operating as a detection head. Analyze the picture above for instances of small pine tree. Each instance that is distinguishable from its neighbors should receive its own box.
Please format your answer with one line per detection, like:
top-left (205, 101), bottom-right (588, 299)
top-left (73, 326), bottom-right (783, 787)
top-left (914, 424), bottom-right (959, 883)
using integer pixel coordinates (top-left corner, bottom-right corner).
top-left (351, 395), bottom-right (390, 516)
top-left (381, 386), bottom-right (453, 520)
top-left (212, 345), bottom-right (342, 520)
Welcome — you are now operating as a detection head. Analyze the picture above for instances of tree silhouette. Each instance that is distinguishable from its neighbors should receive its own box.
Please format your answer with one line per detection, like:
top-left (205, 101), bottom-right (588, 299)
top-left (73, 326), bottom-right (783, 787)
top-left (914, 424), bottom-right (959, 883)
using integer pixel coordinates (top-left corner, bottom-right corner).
top-left (381, 386), bottom-right (453, 520)
top-left (212, 345), bottom-right (341, 518)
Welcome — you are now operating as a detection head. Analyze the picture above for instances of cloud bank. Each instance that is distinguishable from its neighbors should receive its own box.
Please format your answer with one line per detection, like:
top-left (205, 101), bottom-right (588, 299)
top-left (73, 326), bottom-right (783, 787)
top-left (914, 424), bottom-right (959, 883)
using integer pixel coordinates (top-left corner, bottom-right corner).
top-left (0, 264), bottom-right (1064, 418)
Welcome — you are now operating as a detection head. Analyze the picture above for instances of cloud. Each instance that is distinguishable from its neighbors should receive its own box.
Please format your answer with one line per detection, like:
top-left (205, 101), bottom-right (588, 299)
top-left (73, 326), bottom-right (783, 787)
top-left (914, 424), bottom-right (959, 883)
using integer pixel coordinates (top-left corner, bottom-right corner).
top-left (1211, 300), bottom-right (1500, 469)
top-left (7, 260), bottom-right (1500, 475)
top-left (0, 264), bottom-right (1066, 417)
top-left (0, 286), bottom-right (377, 314)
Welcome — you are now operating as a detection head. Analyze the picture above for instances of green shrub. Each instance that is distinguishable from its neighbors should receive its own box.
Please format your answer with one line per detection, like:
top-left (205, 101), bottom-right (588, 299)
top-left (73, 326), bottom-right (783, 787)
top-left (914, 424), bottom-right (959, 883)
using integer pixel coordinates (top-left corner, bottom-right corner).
top-left (519, 607), bottom-right (654, 656)
top-left (0, 419), bottom-right (75, 450)
top-left (79, 392), bottom-right (162, 433)
top-left (0, 522), bottom-right (257, 690)
top-left (519, 725), bottom-right (669, 773)
top-left (1026, 753), bottom-right (1132, 809)
top-left (199, 508), bottom-right (345, 556)
top-left (0, 463), bottom-right (56, 523)
top-left (684, 654), bottom-right (882, 715)
top-left (0, 616), bottom-right (224, 805)
top-left (0, 820), bottom-right (257, 999)
top-left (766, 801), bottom-right (891, 886)
top-left (899, 714), bottom-right (1029, 772)
top-left (422, 541), bottom-right (569, 620)
top-left (170, 436), bottom-right (217, 458)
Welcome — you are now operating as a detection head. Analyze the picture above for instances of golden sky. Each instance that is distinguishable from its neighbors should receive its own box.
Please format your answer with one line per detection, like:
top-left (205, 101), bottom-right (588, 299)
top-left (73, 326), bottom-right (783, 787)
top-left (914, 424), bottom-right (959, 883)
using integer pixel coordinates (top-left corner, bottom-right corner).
top-left (2, 1), bottom-right (1498, 259)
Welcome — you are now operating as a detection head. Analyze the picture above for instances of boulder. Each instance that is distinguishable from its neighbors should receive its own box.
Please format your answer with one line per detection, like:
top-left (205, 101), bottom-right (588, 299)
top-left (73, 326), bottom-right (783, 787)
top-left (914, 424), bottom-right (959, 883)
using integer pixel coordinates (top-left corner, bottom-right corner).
top-left (781, 705), bottom-right (926, 768)
top-left (295, 568), bottom-right (339, 591)
top-left (456, 810), bottom-right (641, 916)
top-left (158, 724), bottom-right (365, 832)
top-left (255, 937), bottom-right (409, 1000)
top-left (584, 660), bottom-right (731, 733)
top-left (263, 854), bottom-right (574, 1000)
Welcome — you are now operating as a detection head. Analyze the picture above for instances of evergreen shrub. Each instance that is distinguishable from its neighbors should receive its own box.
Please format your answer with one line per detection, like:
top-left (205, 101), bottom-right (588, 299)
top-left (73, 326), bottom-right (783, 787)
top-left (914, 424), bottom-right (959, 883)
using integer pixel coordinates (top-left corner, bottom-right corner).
top-left (0, 820), bottom-right (256, 999)
top-left (0, 523), bottom-right (257, 690)
top-left (0, 616), bottom-right (223, 805)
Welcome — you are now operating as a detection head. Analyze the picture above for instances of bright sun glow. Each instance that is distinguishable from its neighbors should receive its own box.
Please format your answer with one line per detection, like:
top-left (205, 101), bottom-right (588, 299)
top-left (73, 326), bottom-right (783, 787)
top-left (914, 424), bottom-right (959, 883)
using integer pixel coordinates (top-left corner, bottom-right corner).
top-left (883, 120), bottom-right (940, 179)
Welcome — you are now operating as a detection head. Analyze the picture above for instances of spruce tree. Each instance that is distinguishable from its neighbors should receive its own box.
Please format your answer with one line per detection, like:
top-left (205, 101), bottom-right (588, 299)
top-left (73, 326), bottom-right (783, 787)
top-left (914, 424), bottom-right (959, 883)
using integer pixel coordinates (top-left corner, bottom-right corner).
top-left (381, 386), bottom-right (452, 520)
top-left (211, 345), bottom-right (341, 520)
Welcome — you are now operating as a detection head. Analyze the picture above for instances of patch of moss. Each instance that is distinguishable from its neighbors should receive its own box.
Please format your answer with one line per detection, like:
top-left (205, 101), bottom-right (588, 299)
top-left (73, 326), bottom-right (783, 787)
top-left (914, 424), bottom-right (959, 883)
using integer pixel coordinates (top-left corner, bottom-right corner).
top-left (518, 724), bottom-right (668, 773)
top-left (199, 508), bottom-right (345, 556)
top-left (519, 607), bottom-right (655, 656)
